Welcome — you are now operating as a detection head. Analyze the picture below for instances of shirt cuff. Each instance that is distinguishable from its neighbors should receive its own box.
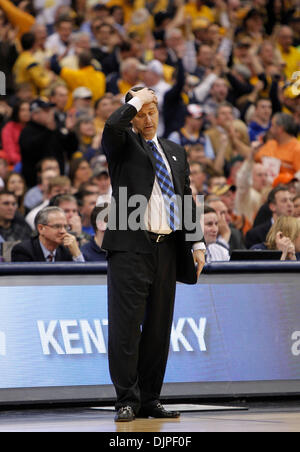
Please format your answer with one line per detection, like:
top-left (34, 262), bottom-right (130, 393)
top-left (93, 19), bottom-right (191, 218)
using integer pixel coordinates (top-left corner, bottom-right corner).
top-left (192, 242), bottom-right (206, 252)
top-left (72, 253), bottom-right (85, 262)
top-left (128, 97), bottom-right (143, 112)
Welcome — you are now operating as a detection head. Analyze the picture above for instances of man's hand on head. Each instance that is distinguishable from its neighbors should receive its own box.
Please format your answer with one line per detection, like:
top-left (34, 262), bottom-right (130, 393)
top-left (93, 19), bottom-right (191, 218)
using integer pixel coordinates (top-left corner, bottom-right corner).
top-left (129, 88), bottom-right (158, 106)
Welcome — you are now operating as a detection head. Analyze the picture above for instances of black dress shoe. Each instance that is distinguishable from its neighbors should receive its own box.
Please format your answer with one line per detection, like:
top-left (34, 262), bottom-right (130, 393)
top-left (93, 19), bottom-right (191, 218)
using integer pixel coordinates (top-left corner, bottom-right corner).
top-left (137, 402), bottom-right (180, 419)
top-left (114, 406), bottom-right (135, 422)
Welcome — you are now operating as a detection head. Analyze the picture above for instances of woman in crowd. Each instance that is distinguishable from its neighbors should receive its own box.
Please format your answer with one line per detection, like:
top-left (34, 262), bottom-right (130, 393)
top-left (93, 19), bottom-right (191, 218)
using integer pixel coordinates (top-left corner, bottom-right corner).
top-left (1, 100), bottom-right (30, 167)
top-left (5, 172), bottom-right (27, 215)
top-left (69, 157), bottom-right (93, 193)
top-left (251, 216), bottom-right (300, 260)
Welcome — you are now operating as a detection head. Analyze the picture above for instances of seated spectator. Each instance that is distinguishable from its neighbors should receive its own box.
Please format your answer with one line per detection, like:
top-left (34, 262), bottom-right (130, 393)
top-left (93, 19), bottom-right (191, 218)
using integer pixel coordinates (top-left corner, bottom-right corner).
top-left (45, 15), bottom-right (74, 57)
top-left (91, 168), bottom-right (111, 198)
top-left (293, 195), bottom-right (300, 218)
top-left (0, 158), bottom-right (8, 189)
top-left (205, 102), bottom-right (251, 175)
top-left (206, 197), bottom-right (246, 252)
top-left (106, 57), bottom-right (144, 96)
top-left (25, 175), bottom-right (71, 230)
top-left (76, 190), bottom-right (98, 236)
top-left (189, 161), bottom-right (206, 195)
top-left (254, 113), bottom-right (300, 178)
top-left (1, 100), bottom-right (30, 166)
top-left (94, 94), bottom-right (114, 134)
top-left (251, 216), bottom-right (300, 261)
top-left (12, 32), bottom-right (52, 97)
top-left (50, 194), bottom-right (90, 247)
top-left (212, 183), bottom-right (252, 237)
top-left (5, 172), bottom-right (26, 216)
top-left (0, 189), bottom-right (32, 242)
top-left (235, 148), bottom-right (271, 225)
top-left (20, 97), bottom-right (78, 187)
top-left (73, 115), bottom-right (100, 161)
top-left (168, 104), bottom-right (215, 166)
top-left (24, 157), bottom-right (60, 211)
top-left (81, 205), bottom-right (108, 261)
top-left (248, 98), bottom-right (272, 143)
top-left (245, 185), bottom-right (294, 249)
top-left (49, 83), bottom-right (69, 129)
top-left (203, 205), bottom-right (230, 263)
top-left (70, 86), bottom-right (94, 117)
top-left (69, 158), bottom-right (93, 192)
top-left (11, 206), bottom-right (84, 262)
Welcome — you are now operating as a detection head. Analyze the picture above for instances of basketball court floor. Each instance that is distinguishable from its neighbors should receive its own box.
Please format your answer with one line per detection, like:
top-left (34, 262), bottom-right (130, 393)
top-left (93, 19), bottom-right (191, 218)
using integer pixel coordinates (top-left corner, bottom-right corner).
top-left (0, 399), bottom-right (299, 432)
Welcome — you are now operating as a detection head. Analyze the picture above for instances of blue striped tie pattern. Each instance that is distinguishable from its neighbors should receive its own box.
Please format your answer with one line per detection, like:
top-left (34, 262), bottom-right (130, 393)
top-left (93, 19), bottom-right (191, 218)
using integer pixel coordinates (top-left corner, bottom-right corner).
top-left (147, 140), bottom-right (180, 231)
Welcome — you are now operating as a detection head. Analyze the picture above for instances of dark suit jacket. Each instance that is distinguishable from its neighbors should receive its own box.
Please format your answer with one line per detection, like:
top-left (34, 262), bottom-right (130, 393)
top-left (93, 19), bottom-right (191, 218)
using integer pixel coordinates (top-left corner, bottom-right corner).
top-left (101, 102), bottom-right (204, 284)
top-left (11, 236), bottom-right (73, 262)
top-left (245, 220), bottom-right (272, 249)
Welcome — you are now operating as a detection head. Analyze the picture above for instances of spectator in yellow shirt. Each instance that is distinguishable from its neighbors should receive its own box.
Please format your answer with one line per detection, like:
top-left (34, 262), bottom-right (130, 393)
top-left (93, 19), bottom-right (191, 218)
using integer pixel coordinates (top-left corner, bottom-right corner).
top-left (13, 32), bottom-right (52, 97)
top-left (277, 25), bottom-right (300, 79)
top-left (50, 50), bottom-right (106, 109)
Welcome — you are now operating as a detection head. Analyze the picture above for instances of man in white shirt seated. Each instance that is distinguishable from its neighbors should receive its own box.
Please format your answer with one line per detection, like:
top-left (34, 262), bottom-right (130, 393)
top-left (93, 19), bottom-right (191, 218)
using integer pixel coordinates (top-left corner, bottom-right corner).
top-left (204, 205), bottom-right (230, 263)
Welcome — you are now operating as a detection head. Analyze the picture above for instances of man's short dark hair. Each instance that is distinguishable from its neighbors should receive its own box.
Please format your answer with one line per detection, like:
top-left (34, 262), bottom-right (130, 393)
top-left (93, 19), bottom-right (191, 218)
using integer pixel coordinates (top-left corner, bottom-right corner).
top-left (21, 32), bottom-right (36, 50)
top-left (78, 50), bottom-right (93, 68)
top-left (267, 185), bottom-right (290, 205)
top-left (76, 190), bottom-right (95, 206)
top-left (204, 204), bottom-right (217, 215)
top-left (0, 189), bottom-right (17, 200)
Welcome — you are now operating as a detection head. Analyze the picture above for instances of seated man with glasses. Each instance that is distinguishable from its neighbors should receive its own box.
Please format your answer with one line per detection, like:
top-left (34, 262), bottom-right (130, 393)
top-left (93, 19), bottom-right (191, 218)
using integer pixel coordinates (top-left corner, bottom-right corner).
top-left (11, 206), bottom-right (85, 262)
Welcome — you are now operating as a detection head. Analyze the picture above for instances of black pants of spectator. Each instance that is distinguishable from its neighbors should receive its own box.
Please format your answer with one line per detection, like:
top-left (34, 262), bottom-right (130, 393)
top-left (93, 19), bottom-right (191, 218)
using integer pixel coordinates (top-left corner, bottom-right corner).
top-left (107, 236), bottom-right (177, 413)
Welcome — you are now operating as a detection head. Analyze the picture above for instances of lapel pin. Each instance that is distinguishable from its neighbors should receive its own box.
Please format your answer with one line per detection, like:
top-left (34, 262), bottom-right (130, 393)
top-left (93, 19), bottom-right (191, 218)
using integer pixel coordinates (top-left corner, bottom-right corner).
top-left (172, 156), bottom-right (177, 161)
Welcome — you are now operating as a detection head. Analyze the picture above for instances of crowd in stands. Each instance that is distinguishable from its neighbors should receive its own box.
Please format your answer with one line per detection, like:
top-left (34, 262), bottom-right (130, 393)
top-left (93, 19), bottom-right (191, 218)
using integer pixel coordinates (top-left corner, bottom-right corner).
top-left (1, 0), bottom-right (300, 263)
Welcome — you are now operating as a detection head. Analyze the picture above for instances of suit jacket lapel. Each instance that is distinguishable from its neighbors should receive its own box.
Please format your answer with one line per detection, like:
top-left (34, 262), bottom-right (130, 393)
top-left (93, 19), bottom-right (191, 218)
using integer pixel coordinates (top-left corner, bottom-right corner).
top-left (158, 138), bottom-right (181, 194)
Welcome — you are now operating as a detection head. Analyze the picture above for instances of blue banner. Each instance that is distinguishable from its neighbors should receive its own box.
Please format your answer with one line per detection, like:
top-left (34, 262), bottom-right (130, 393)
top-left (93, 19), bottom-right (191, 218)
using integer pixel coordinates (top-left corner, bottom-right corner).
top-left (0, 282), bottom-right (299, 389)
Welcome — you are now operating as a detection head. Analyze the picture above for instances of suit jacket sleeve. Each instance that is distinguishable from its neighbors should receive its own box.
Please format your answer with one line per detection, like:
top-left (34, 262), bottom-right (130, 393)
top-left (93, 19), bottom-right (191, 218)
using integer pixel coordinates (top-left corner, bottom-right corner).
top-left (102, 103), bottom-right (137, 162)
top-left (11, 242), bottom-right (34, 262)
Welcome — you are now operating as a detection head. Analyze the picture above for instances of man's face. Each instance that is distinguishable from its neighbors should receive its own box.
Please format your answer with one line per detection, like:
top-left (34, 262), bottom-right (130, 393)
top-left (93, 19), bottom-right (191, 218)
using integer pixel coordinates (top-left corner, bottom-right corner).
top-left (51, 86), bottom-right (68, 111)
top-left (96, 98), bottom-right (114, 119)
top-left (211, 79), bottom-right (228, 102)
top-left (204, 212), bottom-right (219, 244)
top-left (59, 201), bottom-right (79, 222)
top-left (256, 100), bottom-right (272, 123)
top-left (209, 200), bottom-right (230, 224)
top-left (95, 175), bottom-right (111, 194)
top-left (132, 102), bottom-right (159, 140)
top-left (217, 106), bottom-right (234, 127)
top-left (80, 194), bottom-right (98, 218)
top-left (57, 21), bottom-right (72, 42)
top-left (252, 164), bottom-right (269, 191)
top-left (220, 189), bottom-right (236, 213)
top-left (0, 195), bottom-right (17, 222)
top-left (270, 190), bottom-right (294, 217)
top-left (41, 160), bottom-right (60, 175)
top-left (38, 211), bottom-right (69, 246)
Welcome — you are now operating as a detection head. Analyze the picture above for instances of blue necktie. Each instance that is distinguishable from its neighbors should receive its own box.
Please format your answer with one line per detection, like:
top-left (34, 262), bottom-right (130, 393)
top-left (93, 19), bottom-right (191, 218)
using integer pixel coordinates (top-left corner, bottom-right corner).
top-left (147, 140), bottom-right (180, 231)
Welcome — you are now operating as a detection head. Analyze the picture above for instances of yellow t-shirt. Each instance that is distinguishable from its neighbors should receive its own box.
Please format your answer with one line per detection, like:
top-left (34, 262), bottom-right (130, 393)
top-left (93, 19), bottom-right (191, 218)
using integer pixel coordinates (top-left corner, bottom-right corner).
top-left (277, 44), bottom-right (300, 80)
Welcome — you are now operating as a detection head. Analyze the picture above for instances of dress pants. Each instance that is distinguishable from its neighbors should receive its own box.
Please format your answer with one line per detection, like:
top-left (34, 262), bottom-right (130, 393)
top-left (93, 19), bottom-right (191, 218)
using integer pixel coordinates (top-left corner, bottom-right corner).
top-left (107, 236), bottom-right (177, 413)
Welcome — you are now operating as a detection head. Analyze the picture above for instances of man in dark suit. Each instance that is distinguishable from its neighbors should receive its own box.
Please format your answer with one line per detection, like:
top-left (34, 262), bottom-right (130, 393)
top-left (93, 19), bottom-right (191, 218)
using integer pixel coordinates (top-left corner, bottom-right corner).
top-left (11, 206), bottom-right (85, 262)
top-left (245, 185), bottom-right (294, 249)
top-left (101, 86), bottom-right (206, 422)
